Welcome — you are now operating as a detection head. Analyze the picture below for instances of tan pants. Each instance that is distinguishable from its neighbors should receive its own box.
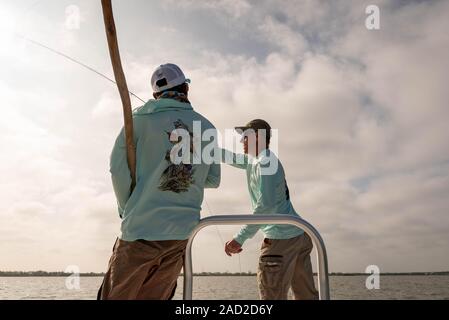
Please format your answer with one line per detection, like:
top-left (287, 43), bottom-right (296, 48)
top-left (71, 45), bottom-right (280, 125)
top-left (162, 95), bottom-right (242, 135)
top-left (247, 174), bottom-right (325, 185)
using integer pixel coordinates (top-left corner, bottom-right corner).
top-left (98, 238), bottom-right (187, 300)
top-left (257, 233), bottom-right (319, 300)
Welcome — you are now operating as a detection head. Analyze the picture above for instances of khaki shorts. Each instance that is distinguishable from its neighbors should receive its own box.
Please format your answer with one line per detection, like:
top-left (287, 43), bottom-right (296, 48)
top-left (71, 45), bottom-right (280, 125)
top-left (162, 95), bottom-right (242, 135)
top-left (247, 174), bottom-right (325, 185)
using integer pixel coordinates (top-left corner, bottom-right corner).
top-left (257, 233), bottom-right (319, 300)
top-left (98, 238), bottom-right (187, 300)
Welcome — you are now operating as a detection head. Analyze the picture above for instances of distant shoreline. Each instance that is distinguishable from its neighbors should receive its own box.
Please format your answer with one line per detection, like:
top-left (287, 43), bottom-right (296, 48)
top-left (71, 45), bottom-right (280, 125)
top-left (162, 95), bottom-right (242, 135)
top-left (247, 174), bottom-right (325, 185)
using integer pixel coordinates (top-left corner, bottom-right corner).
top-left (0, 271), bottom-right (448, 277)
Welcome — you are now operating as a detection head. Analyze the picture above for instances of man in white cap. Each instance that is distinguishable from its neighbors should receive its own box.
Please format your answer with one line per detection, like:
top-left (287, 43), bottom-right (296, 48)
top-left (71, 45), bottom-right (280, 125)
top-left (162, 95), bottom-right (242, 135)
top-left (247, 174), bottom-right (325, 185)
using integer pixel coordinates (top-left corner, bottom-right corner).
top-left (98, 63), bottom-right (221, 300)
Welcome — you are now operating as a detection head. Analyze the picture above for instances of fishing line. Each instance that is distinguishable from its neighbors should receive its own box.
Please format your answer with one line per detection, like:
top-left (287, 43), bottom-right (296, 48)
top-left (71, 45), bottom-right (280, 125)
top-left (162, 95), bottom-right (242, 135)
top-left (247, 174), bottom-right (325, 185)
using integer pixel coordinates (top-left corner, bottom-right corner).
top-left (238, 253), bottom-right (242, 273)
top-left (14, 33), bottom-right (146, 104)
top-left (204, 199), bottom-right (242, 274)
top-left (9, 0), bottom-right (145, 103)
top-left (21, 0), bottom-right (45, 15)
top-left (204, 199), bottom-right (225, 246)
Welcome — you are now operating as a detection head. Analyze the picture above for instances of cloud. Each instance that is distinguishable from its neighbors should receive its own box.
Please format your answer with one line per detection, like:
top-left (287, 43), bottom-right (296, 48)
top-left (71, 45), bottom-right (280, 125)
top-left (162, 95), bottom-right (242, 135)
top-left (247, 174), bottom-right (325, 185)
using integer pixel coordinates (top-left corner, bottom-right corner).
top-left (0, 0), bottom-right (448, 275)
top-left (257, 16), bottom-right (308, 56)
top-left (165, 0), bottom-right (251, 18)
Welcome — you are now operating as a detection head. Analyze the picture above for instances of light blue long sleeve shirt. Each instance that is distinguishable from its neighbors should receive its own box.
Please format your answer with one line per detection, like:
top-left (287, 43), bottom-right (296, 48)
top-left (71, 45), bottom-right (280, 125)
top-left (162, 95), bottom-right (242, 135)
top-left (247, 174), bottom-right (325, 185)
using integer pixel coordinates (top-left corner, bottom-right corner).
top-left (110, 98), bottom-right (220, 241)
top-left (223, 149), bottom-right (304, 245)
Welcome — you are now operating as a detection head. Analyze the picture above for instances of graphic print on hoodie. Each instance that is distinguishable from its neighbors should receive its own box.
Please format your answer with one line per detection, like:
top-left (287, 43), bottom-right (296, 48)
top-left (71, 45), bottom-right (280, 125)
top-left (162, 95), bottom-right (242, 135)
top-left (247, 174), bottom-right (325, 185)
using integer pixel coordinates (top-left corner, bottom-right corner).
top-left (159, 119), bottom-right (195, 193)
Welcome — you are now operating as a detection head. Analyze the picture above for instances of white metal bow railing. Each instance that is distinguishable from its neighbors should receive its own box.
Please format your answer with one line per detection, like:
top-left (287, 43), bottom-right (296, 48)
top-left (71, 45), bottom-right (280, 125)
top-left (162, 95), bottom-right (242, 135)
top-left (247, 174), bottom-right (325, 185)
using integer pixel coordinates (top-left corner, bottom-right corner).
top-left (183, 214), bottom-right (330, 300)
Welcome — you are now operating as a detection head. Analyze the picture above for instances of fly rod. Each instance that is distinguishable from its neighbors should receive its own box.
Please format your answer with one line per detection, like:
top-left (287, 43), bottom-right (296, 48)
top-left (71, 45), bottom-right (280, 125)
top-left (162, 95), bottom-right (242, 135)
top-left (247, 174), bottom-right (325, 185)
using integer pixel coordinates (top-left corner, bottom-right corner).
top-left (101, 0), bottom-right (136, 193)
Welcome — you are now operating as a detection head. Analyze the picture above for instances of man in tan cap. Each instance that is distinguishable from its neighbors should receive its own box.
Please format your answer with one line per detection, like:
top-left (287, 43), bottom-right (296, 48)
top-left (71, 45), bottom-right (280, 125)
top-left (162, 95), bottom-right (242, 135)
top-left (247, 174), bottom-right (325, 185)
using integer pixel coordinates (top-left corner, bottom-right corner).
top-left (223, 119), bottom-right (318, 300)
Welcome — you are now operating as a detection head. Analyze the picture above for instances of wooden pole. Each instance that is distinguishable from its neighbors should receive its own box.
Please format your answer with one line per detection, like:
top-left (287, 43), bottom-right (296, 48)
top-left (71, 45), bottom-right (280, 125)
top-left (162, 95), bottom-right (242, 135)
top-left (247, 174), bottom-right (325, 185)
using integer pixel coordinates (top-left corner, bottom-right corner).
top-left (101, 0), bottom-right (136, 193)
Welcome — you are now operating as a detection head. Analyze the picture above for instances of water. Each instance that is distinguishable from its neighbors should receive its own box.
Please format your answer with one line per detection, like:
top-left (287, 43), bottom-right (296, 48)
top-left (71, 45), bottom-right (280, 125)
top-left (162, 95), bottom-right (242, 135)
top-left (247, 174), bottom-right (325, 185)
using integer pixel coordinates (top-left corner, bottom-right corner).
top-left (0, 276), bottom-right (448, 300)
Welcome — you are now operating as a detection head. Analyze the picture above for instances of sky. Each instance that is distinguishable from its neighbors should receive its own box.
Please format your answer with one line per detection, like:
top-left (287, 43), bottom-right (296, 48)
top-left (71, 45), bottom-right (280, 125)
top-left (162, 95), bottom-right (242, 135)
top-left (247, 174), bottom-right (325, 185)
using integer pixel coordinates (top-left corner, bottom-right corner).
top-left (0, 0), bottom-right (448, 274)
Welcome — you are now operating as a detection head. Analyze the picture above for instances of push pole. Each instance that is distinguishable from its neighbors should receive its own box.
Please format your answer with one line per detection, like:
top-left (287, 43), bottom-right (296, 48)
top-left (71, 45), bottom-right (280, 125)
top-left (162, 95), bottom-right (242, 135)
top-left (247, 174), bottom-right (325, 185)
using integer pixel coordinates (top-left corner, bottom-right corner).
top-left (101, 0), bottom-right (137, 193)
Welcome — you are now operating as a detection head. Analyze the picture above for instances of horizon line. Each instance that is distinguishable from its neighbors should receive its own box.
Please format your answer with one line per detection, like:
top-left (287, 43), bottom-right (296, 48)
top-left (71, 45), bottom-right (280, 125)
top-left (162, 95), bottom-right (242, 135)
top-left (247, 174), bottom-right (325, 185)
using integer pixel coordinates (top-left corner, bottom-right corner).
top-left (1, 270), bottom-right (448, 276)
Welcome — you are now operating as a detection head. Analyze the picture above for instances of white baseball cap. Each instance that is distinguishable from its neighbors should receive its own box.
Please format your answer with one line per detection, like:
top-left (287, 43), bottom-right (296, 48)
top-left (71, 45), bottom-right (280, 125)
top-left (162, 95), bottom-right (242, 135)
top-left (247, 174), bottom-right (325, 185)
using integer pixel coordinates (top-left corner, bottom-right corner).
top-left (151, 63), bottom-right (191, 93)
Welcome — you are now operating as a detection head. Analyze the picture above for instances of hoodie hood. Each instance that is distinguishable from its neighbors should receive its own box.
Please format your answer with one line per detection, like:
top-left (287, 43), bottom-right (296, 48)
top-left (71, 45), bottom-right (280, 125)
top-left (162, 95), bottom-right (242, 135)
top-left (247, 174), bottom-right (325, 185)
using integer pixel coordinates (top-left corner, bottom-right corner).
top-left (133, 98), bottom-right (193, 116)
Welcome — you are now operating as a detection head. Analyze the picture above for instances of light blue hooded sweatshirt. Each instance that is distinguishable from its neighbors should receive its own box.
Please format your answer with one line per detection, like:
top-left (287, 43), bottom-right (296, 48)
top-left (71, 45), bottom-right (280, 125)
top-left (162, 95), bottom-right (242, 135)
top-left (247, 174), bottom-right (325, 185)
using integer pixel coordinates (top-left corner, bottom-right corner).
top-left (110, 98), bottom-right (220, 241)
top-left (223, 149), bottom-right (304, 245)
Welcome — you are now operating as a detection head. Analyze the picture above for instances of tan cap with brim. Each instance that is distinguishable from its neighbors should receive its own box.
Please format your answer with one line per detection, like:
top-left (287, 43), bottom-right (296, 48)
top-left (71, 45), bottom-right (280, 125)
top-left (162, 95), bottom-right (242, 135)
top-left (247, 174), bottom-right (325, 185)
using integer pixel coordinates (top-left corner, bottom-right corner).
top-left (235, 119), bottom-right (272, 136)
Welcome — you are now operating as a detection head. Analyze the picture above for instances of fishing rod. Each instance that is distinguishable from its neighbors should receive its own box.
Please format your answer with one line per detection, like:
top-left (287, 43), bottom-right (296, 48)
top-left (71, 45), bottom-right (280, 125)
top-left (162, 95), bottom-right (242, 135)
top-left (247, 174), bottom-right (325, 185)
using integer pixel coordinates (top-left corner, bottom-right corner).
top-left (14, 33), bottom-right (146, 104)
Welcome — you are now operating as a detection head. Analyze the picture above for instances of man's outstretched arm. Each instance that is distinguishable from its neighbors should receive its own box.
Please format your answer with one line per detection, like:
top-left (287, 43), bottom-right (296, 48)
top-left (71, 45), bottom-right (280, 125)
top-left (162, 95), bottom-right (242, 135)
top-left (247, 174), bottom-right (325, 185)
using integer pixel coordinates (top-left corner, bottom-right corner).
top-left (225, 225), bottom-right (260, 256)
top-left (221, 148), bottom-right (249, 169)
top-left (230, 163), bottom-right (277, 249)
top-left (233, 224), bottom-right (261, 247)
